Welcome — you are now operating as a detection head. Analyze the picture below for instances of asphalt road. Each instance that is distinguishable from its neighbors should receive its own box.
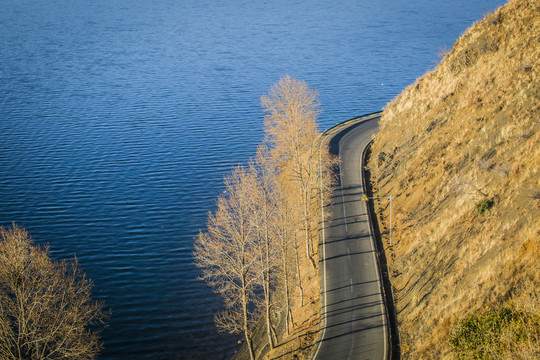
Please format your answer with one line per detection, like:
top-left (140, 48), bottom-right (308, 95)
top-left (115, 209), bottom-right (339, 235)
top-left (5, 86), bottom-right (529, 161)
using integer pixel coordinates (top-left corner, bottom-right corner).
top-left (313, 114), bottom-right (389, 360)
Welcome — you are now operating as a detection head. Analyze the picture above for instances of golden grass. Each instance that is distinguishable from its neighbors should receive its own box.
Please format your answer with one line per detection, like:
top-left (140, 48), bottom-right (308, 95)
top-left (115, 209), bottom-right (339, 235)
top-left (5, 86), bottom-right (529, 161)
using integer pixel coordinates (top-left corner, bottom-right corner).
top-left (367, 0), bottom-right (540, 358)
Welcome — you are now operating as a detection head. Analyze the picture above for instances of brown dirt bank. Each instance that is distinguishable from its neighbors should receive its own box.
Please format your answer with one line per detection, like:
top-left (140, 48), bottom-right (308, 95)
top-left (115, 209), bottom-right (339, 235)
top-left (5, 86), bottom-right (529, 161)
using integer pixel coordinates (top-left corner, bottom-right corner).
top-left (367, 0), bottom-right (539, 358)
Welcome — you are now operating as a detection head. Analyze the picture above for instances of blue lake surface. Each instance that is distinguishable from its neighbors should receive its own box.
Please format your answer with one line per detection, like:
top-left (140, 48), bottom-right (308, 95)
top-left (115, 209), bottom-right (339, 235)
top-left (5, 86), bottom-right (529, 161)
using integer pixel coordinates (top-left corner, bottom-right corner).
top-left (0, 0), bottom-right (506, 358)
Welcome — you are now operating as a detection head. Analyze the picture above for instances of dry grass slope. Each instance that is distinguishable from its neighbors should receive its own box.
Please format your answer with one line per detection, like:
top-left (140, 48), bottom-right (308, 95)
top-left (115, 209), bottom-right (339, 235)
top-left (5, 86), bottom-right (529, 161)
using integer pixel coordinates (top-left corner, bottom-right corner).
top-left (367, 0), bottom-right (539, 358)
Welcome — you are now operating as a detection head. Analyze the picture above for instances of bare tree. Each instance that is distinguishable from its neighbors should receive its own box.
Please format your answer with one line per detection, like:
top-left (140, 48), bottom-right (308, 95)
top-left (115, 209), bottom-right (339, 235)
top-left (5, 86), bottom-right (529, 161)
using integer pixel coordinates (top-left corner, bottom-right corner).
top-left (276, 168), bottom-right (305, 306)
top-left (193, 167), bottom-right (262, 360)
top-left (262, 75), bottom-right (335, 270)
top-left (275, 181), bottom-right (297, 333)
top-left (0, 224), bottom-right (107, 360)
top-left (250, 145), bottom-right (280, 349)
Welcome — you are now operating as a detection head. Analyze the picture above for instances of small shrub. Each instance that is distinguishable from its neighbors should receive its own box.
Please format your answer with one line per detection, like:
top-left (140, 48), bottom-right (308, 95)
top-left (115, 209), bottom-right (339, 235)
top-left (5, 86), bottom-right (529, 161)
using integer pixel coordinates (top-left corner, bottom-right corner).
top-left (476, 199), bottom-right (494, 216)
top-left (527, 188), bottom-right (540, 201)
top-left (478, 37), bottom-right (499, 54)
top-left (449, 303), bottom-right (540, 359)
top-left (438, 45), bottom-right (451, 59)
top-left (486, 11), bottom-right (503, 26)
top-left (377, 152), bottom-right (387, 167)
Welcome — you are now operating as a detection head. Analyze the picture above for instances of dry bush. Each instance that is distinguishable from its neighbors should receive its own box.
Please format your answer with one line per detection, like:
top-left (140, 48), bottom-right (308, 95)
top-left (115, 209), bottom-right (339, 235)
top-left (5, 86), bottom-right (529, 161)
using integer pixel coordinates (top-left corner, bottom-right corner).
top-left (0, 224), bottom-right (106, 360)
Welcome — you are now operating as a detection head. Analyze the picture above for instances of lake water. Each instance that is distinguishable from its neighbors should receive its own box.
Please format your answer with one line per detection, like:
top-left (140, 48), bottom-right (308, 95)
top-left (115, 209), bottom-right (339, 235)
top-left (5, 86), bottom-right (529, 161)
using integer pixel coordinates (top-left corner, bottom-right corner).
top-left (0, 0), bottom-right (505, 358)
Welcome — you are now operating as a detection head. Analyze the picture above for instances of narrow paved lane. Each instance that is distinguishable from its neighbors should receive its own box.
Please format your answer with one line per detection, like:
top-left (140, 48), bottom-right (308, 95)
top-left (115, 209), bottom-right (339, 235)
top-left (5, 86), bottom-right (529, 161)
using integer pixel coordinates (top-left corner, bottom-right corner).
top-left (313, 114), bottom-right (388, 360)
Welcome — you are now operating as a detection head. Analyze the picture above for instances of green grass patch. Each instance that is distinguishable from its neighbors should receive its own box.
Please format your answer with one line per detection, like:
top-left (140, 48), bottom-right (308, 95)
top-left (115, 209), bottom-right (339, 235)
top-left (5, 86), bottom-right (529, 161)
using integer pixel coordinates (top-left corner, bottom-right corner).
top-left (449, 303), bottom-right (540, 359)
top-left (476, 199), bottom-right (494, 216)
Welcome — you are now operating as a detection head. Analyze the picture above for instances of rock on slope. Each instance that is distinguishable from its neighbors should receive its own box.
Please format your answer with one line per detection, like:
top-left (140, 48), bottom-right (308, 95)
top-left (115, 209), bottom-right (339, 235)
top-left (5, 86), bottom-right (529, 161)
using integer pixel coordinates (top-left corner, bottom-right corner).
top-left (367, 0), bottom-right (539, 358)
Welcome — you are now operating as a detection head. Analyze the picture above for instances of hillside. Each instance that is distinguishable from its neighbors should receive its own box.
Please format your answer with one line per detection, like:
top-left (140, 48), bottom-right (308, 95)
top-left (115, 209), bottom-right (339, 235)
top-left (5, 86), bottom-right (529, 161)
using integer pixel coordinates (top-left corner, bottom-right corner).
top-left (367, 0), bottom-right (539, 358)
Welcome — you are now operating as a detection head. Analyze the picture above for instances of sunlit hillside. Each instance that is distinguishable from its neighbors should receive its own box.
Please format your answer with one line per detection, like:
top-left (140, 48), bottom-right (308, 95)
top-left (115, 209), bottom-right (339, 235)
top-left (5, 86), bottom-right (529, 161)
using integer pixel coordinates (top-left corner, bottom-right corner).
top-left (367, 0), bottom-right (539, 358)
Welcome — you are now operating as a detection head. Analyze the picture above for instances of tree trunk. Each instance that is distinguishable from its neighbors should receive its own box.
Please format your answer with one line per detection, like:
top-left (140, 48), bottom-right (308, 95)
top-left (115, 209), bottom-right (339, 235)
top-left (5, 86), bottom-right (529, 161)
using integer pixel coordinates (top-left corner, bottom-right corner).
top-left (293, 232), bottom-right (304, 306)
top-left (282, 244), bottom-right (292, 335)
top-left (303, 199), bottom-right (316, 269)
top-left (263, 212), bottom-right (275, 350)
top-left (242, 280), bottom-right (255, 360)
top-left (265, 295), bottom-right (274, 349)
top-left (301, 183), bottom-right (317, 269)
top-left (280, 204), bottom-right (293, 335)
top-left (244, 330), bottom-right (255, 360)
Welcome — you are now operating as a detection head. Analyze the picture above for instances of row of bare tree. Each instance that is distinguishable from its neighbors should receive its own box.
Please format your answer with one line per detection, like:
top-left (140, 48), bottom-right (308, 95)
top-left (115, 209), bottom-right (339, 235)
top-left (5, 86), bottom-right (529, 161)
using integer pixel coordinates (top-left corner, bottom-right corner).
top-left (193, 76), bottom-right (337, 360)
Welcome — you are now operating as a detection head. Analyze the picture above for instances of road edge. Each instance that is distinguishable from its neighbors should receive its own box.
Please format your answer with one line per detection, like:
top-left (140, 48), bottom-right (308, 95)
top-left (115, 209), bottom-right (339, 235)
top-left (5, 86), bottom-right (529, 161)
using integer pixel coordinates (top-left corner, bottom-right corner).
top-left (310, 111), bottom-right (385, 360)
top-left (363, 141), bottom-right (401, 360)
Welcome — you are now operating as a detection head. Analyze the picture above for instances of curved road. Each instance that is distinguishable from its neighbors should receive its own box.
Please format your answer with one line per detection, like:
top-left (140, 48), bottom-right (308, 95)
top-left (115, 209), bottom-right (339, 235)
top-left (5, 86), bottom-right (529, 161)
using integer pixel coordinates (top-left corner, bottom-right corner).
top-left (313, 114), bottom-right (389, 360)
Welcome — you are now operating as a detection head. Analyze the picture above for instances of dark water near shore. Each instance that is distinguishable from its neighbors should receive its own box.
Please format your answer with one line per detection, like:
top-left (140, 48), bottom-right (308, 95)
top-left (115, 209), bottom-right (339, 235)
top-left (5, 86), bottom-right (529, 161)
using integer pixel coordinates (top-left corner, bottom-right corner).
top-left (0, 0), bottom-right (505, 358)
